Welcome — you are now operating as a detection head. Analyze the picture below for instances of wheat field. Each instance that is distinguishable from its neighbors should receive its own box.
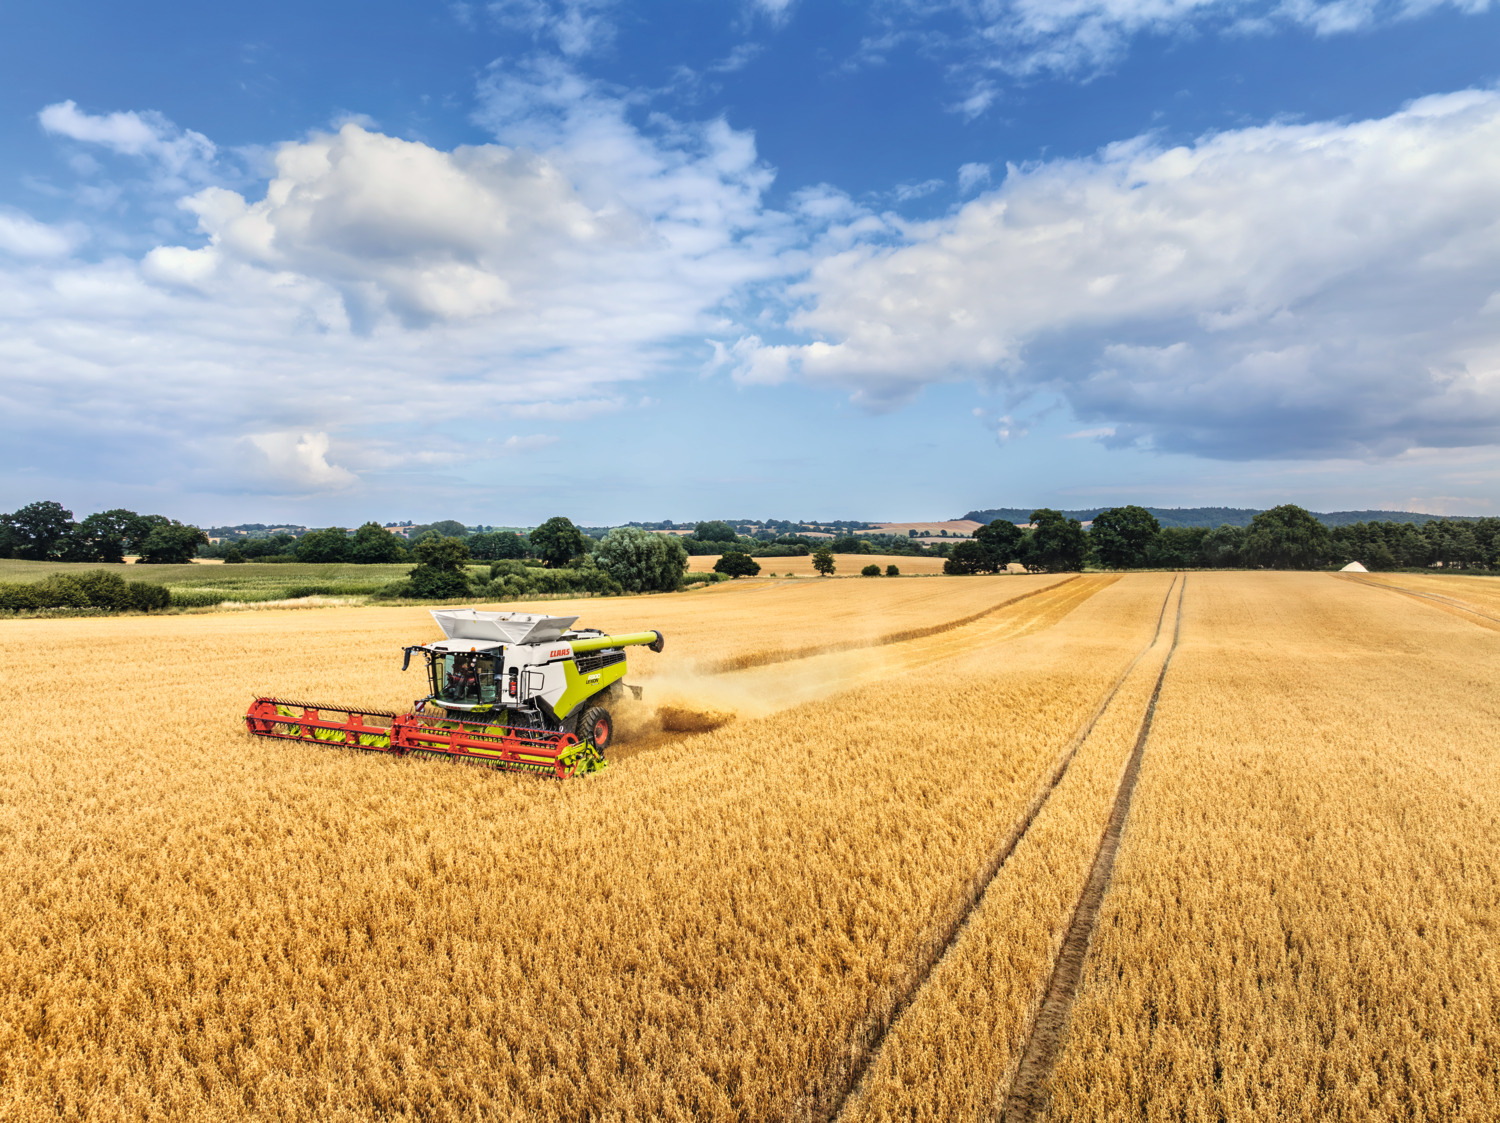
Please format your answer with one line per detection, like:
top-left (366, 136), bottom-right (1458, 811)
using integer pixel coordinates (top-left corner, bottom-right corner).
top-left (685, 553), bottom-right (953, 576)
top-left (2, 571), bottom-right (1497, 1120)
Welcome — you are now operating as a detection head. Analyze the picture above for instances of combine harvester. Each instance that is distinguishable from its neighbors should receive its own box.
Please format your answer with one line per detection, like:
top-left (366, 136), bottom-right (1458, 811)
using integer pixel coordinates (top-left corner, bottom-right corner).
top-left (245, 609), bottom-right (664, 778)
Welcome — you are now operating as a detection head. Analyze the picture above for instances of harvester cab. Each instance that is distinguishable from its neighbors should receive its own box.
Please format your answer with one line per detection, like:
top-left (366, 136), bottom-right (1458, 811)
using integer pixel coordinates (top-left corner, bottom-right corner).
top-left (245, 608), bottom-right (664, 779)
top-left (402, 609), bottom-right (663, 751)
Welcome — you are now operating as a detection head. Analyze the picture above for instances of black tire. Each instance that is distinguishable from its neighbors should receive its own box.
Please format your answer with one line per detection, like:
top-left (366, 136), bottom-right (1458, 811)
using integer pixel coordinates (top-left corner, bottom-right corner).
top-left (578, 705), bottom-right (614, 751)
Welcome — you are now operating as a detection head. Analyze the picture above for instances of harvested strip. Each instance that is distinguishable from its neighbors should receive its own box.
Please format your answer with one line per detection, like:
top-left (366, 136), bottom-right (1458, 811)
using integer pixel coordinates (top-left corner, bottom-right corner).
top-left (1000, 575), bottom-right (1186, 1123)
top-left (817, 575), bottom-right (1180, 1123)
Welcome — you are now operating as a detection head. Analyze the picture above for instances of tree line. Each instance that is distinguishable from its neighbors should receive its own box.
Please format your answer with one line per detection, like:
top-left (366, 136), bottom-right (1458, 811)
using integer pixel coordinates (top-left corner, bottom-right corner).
top-left (942, 505), bottom-right (1500, 574)
top-left (0, 501), bottom-right (208, 564)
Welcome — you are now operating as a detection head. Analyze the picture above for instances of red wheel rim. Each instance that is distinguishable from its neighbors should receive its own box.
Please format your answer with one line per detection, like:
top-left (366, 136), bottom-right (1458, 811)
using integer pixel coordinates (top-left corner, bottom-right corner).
top-left (593, 716), bottom-right (611, 745)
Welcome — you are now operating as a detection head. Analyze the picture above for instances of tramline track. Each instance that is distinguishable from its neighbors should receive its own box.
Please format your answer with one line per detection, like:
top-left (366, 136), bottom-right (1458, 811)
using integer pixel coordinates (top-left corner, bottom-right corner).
top-left (813, 574), bottom-right (1183, 1123)
top-left (1000, 575), bottom-right (1187, 1123)
top-left (1337, 572), bottom-right (1500, 631)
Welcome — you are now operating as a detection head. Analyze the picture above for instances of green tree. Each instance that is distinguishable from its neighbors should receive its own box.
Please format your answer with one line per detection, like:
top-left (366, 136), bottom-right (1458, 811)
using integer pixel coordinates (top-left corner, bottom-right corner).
top-left (885, 564), bottom-right (900, 576)
top-left (409, 519), bottom-right (469, 539)
top-left (1020, 509), bottom-right (1086, 572)
top-left (1242, 505), bottom-right (1331, 569)
top-left (59, 512), bottom-right (129, 563)
top-left (241, 533), bottom-right (299, 559)
top-left (296, 526), bottom-right (352, 563)
top-left (1088, 506), bottom-right (1160, 569)
top-left (467, 530), bottom-right (529, 561)
top-left (4, 501), bottom-right (73, 560)
top-left (224, 547), bottom-right (247, 564)
top-left (349, 522), bottom-right (407, 563)
top-left (714, 551), bottom-right (761, 579)
top-left (830, 536), bottom-right (871, 554)
top-left (860, 563), bottom-right (881, 576)
top-left (405, 535), bottom-right (474, 599)
top-left (812, 547), bottom-right (836, 576)
top-left (943, 540), bottom-right (988, 575)
top-left (1200, 524), bottom-right (1246, 568)
top-left (595, 527), bottom-right (690, 592)
top-left (137, 521), bottom-right (209, 564)
top-left (694, 520), bottom-right (738, 543)
top-left (974, 520), bottom-right (1024, 571)
top-left (530, 516), bottom-right (587, 568)
top-left (1146, 526), bottom-right (1209, 568)
top-left (78, 509), bottom-right (157, 555)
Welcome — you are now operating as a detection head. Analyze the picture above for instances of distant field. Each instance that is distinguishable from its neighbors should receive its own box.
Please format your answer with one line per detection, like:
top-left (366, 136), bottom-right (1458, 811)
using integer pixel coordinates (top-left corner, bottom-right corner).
top-left (874, 519), bottom-right (984, 538)
top-left (0, 558), bottom-right (420, 605)
top-left (686, 552), bottom-right (952, 576)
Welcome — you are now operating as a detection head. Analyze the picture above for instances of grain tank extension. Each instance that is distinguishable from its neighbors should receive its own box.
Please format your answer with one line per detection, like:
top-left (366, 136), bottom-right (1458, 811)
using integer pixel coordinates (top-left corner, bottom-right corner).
top-left (245, 609), bottom-right (664, 778)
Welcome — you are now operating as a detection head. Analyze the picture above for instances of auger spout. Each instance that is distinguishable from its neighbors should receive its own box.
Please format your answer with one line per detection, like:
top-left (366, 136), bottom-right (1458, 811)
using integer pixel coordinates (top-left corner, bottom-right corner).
top-left (571, 630), bottom-right (664, 654)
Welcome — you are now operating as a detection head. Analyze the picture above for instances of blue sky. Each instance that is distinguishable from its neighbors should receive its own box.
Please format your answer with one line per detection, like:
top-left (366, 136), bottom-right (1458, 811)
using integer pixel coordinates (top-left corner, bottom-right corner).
top-left (3, 0), bottom-right (1500, 526)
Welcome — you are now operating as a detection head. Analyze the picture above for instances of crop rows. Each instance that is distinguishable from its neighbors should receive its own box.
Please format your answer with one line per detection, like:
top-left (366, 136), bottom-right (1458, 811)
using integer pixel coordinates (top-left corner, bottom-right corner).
top-left (1041, 573), bottom-right (1500, 1121)
top-left (0, 574), bottom-right (1162, 1120)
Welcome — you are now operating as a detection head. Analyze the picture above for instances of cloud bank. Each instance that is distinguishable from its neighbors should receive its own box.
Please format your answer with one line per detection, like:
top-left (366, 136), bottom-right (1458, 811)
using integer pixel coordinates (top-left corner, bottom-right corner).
top-left (8, 69), bottom-right (1500, 508)
top-left (727, 88), bottom-right (1500, 459)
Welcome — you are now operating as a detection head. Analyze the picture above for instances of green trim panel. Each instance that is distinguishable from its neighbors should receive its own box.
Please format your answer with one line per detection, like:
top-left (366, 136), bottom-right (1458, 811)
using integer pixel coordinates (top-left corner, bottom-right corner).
top-left (556, 657), bottom-right (627, 719)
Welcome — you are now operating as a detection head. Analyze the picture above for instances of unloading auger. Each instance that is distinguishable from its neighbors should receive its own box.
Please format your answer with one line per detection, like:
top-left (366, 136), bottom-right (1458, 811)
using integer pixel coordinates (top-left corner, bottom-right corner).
top-left (244, 609), bottom-right (664, 778)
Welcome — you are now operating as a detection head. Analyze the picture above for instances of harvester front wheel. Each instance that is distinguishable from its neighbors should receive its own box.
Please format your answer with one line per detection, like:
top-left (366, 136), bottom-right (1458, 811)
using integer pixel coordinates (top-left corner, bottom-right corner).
top-left (579, 706), bottom-right (614, 751)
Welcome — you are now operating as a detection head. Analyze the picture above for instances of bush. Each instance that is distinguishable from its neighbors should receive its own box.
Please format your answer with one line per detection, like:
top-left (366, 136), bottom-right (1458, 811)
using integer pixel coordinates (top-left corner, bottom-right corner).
top-left (128, 582), bottom-right (171, 611)
top-left (405, 564), bottom-right (473, 600)
top-left (681, 572), bottom-right (724, 586)
top-left (224, 547), bottom-right (246, 564)
top-left (714, 552), bottom-right (761, 579)
top-left (0, 571), bottom-right (170, 612)
top-left (0, 582), bottom-right (40, 610)
top-left (861, 564), bottom-right (881, 576)
top-left (886, 564), bottom-right (900, 576)
top-left (479, 562), bottom-right (625, 600)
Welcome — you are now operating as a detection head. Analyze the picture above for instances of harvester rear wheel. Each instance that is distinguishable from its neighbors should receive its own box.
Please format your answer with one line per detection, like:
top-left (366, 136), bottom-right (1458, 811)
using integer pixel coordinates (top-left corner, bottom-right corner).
top-left (579, 706), bottom-right (614, 751)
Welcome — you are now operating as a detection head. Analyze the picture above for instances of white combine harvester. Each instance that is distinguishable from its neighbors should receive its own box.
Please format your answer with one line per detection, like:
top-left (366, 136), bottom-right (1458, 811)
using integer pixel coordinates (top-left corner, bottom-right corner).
top-left (246, 609), bottom-right (665, 778)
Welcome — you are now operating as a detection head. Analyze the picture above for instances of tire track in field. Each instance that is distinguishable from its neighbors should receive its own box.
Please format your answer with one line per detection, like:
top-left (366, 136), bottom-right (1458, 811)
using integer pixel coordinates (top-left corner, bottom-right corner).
top-left (813, 575), bottom-right (1182, 1123)
top-left (705, 575), bottom-right (1082, 674)
top-left (999, 575), bottom-right (1187, 1123)
top-left (1335, 573), bottom-right (1500, 633)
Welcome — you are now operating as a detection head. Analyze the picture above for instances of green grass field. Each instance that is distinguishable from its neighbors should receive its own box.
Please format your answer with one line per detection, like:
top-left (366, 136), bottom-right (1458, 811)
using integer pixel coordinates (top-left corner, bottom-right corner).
top-left (0, 559), bottom-right (451, 606)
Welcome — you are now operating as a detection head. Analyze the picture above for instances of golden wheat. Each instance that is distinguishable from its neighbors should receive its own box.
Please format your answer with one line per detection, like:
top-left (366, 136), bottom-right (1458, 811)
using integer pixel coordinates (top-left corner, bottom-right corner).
top-left (836, 574), bottom-right (1180, 1123)
top-left (685, 553), bottom-right (953, 576)
top-left (0, 571), bottom-right (1140, 1121)
top-left (1041, 572), bottom-right (1500, 1121)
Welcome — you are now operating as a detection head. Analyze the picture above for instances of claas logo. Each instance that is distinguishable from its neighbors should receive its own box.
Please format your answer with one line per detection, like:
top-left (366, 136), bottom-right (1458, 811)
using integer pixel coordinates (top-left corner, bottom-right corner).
top-left (550, 648), bottom-right (570, 657)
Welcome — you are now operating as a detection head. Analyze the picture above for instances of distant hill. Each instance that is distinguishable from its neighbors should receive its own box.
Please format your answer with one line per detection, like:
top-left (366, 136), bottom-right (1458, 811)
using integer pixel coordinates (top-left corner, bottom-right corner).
top-left (963, 506), bottom-right (1484, 529)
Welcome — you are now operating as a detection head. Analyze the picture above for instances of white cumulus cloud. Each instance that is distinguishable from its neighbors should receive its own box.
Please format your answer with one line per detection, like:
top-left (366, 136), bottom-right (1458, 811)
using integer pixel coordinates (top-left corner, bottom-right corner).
top-left (725, 88), bottom-right (1500, 458)
top-left (39, 100), bottom-right (217, 180)
top-left (5, 66), bottom-right (792, 500)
